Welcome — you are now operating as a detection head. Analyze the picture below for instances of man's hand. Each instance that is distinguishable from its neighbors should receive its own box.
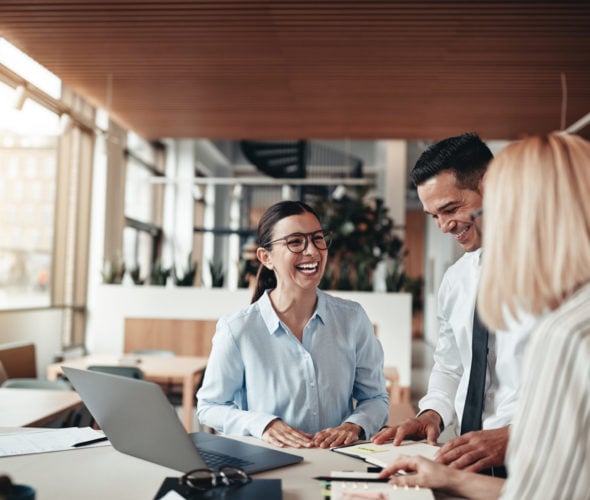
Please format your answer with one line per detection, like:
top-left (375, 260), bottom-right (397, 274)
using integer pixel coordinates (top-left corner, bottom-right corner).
top-left (371, 410), bottom-right (442, 446)
top-left (312, 422), bottom-right (363, 449)
top-left (435, 426), bottom-right (509, 472)
top-left (262, 419), bottom-right (314, 448)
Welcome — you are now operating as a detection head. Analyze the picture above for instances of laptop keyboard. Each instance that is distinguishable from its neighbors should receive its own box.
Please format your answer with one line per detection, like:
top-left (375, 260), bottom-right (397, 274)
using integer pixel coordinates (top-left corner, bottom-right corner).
top-left (199, 448), bottom-right (253, 469)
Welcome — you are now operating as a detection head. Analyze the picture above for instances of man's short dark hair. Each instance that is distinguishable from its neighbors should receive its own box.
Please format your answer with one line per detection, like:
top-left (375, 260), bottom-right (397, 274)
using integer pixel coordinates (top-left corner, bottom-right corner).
top-left (410, 133), bottom-right (493, 191)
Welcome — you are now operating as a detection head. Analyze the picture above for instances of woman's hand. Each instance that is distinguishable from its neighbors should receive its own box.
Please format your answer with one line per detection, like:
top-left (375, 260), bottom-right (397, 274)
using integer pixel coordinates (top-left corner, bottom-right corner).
top-left (378, 455), bottom-right (454, 490)
top-left (262, 419), bottom-right (314, 448)
top-left (379, 455), bottom-right (502, 500)
top-left (312, 422), bottom-right (363, 448)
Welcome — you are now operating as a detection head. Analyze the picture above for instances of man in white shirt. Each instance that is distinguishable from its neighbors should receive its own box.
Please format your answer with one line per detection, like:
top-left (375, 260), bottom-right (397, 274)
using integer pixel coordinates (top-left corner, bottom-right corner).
top-left (372, 133), bottom-right (533, 476)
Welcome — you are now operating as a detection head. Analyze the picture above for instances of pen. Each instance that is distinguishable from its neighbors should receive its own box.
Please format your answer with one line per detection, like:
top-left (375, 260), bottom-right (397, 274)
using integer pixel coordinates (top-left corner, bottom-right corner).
top-left (313, 476), bottom-right (389, 483)
top-left (72, 437), bottom-right (109, 448)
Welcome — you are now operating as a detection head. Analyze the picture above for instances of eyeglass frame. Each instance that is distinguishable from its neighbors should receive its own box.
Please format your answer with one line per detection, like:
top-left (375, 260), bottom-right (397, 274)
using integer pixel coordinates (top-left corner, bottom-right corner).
top-left (469, 207), bottom-right (483, 221)
top-left (263, 230), bottom-right (332, 254)
top-left (179, 466), bottom-right (251, 492)
top-left (470, 208), bottom-right (483, 230)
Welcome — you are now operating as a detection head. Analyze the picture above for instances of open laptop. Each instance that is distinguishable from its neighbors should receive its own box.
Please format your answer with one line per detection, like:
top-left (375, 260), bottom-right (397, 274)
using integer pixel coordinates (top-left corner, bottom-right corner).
top-left (63, 366), bottom-right (303, 473)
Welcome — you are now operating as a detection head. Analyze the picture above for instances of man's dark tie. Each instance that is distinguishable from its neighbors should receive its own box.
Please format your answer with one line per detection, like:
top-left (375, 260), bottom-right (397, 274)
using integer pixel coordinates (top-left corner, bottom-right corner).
top-left (461, 305), bottom-right (489, 435)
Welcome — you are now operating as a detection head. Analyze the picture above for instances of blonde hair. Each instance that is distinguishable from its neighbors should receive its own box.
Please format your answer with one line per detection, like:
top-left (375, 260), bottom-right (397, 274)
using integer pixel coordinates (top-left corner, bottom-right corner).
top-left (479, 133), bottom-right (590, 330)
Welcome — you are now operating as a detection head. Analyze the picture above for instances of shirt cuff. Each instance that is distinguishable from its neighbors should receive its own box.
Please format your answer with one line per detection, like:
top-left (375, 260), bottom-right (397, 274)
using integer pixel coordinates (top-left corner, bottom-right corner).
top-left (248, 413), bottom-right (280, 439)
top-left (416, 408), bottom-right (445, 431)
top-left (418, 397), bottom-right (455, 431)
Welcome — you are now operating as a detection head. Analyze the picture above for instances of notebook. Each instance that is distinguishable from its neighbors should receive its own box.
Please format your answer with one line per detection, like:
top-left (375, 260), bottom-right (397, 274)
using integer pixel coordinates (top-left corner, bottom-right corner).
top-left (331, 440), bottom-right (439, 468)
top-left (63, 366), bottom-right (303, 474)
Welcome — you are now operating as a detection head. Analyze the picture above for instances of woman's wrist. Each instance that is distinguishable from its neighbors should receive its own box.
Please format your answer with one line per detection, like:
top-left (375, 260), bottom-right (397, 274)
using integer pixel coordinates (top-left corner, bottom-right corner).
top-left (342, 422), bottom-right (364, 439)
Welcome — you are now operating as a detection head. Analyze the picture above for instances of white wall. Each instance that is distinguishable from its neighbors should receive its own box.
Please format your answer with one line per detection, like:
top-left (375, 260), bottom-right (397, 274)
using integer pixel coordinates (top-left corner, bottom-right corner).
top-left (87, 285), bottom-right (413, 387)
top-left (377, 140), bottom-right (407, 239)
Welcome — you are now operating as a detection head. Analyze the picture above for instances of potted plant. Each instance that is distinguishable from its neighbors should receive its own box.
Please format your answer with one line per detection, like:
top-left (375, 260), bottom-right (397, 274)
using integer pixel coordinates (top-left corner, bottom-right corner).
top-left (173, 253), bottom-right (197, 287)
top-left (150, 260), bottom-right (171, 286)
top-left (313, 187), bottom-right (406, 292)
top-left (208, 261), bottom-right (225, 288)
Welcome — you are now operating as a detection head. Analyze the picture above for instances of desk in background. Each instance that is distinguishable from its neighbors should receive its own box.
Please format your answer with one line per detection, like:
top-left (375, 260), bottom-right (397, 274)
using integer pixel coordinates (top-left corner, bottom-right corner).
top-left (46, 354), bottom-right (207, 432)
top-left (0, 388), bottom-right (81, 427)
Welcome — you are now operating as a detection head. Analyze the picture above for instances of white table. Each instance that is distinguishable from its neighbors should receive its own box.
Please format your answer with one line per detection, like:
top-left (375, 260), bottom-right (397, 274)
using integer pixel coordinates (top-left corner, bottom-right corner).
top-left (47, 354), bottom-right (207, 432)
top-left (0, 430), bottom-right (443, 499)
top-left (0, 389), bottom-right (81, 427)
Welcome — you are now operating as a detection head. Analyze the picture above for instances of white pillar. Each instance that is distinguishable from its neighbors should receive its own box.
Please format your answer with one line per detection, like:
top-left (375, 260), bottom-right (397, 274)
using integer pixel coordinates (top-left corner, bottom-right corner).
top-left (202, 184), bottom-right (216, 288)
top-left (227, 184), bottom-right (242, 290)
top-left (167, 140), bottom-right (195, 274)
top-left (378, 140), bottom-right (407, 240)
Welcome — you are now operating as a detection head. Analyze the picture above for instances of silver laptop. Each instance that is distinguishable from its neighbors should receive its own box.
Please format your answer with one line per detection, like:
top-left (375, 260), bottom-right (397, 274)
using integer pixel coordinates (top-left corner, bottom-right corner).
top-left (63, 366), bottom-right (303, 473)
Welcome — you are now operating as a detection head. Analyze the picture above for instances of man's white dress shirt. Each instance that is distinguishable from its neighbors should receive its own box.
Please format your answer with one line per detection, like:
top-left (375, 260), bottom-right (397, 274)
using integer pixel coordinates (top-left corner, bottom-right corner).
top-left (419, 249), bottom-right (537, 433)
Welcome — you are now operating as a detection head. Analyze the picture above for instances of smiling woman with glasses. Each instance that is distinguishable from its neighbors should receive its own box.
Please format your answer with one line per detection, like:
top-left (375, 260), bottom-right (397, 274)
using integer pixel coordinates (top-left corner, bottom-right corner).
top-left (197, 200), bottom-right (389, 450)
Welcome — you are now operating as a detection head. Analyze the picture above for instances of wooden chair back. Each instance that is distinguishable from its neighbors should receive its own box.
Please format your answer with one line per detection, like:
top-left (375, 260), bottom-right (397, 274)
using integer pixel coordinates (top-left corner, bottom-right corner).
top-left (0, 342), bottom-right (37, 378)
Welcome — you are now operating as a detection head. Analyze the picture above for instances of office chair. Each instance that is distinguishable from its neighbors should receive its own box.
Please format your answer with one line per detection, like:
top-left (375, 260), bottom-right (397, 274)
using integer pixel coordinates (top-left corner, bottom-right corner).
top-left (87, 365), bottom-right (144, 379)
top-left (131, 349), bottom-right (175, 357)
top-left (130, 349), bottom-right (181, 401)
top-left (0, 360), bottom-right (7, 386)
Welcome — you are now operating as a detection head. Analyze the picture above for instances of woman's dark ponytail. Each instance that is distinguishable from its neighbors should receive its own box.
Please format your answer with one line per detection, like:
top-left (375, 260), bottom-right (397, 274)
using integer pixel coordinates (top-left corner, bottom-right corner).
top-left (251, 265), bottom-right (277, 303)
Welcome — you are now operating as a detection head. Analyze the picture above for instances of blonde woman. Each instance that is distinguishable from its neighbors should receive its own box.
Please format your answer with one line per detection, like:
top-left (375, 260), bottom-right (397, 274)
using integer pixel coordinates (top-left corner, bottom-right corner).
top-left (379, 133), bottom-right (590, 499)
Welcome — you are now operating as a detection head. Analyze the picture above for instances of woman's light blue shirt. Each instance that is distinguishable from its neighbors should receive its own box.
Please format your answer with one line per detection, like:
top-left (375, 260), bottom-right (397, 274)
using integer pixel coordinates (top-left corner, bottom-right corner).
top-left (197, 289), bottom-right (389, 439)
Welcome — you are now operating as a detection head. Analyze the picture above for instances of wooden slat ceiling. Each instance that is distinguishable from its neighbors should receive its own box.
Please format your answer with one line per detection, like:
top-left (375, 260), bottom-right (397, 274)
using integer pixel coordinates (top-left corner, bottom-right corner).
top-left (1, 1), bottom-right (589, 141)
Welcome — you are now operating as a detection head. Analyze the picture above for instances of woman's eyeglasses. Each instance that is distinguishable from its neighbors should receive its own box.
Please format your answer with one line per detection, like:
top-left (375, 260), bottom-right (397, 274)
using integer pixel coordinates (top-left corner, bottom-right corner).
top-left (264, 230), bottom-right (332, 254)
top-left (179, 466), bottom-right (251, 493)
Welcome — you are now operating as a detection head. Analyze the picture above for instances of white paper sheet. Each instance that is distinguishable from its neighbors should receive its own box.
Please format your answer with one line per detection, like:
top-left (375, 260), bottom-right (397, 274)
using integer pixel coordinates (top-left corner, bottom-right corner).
top-left (0, 427), bottom-right (109, 457)
top-left (332, 440), bottom-right (439, 468)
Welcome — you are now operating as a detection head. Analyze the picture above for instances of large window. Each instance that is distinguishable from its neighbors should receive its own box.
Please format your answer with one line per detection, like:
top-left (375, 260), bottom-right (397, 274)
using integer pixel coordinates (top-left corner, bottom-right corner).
top-left (1, 38), bottom-right (95, 349)
top-left (123, 134), bottom-right (165, 283)
top-left (0, 80), bottom-right (60, 309)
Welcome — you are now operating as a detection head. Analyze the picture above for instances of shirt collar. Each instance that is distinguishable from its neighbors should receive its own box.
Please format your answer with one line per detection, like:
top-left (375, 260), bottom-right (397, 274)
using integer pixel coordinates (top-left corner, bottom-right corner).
top-left (314, 290), bottom-right (327, 325)
top-left (257, 289), bottom-right (325, 335)
top-left (258, 290), bottom-right (281, 335)
top-left (467, 247), bottom-right (483, 266)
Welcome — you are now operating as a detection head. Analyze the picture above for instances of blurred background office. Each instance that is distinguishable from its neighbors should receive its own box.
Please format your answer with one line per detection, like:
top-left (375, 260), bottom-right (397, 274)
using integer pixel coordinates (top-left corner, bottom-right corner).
top-left (0, 2), bottom-right (589, 409)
